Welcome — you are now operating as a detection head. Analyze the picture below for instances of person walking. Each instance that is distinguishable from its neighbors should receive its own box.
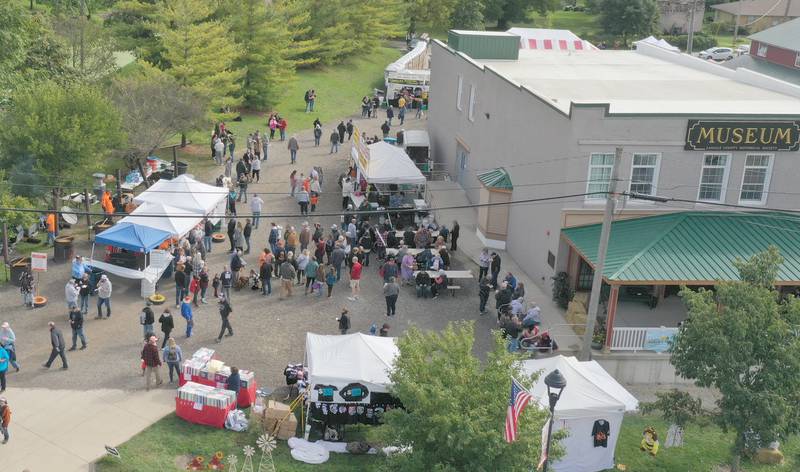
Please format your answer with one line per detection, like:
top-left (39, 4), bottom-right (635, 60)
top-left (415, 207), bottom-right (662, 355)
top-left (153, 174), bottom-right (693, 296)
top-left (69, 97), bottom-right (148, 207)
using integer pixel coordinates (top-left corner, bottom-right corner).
top-left (279, 256), bottom-right (296, 299)
top-left (158, 309), bottom-right (174, 348)
top-left (450, 220), bottom-right (460, 251)
top-left (77, 274), bottom-right (90, 315)
top-left (233, 222), bottom-right (244, 254)
top-left (0, 323), bottom-right (19, 373)
top-left (174, 265), bottom-right (187, 308)
top-left (0, 398), bottom-right (10, 443)
top-left (221, 266), bottom-right (233, 301)
top-left (478, 248), bottom-right (491, 281)
top-left (0, 346), bottom-right (8, 392)
top-left (398, 106), bottom-right (406, 125)
top-left (251, 154), bottom-right (261, 182)
top-left (381, 120), bottom-right (390, 138)
top-left (346, 120), bottom-right (354, 140)
top-left (249, 194), bottom-right (264, 228)
top-left (297, 188), bottom-right (309, 216)
top-left (490, 252), bottom-right (502, 288)
top-left (386, 106), bottom-right (394, 126)
top-left (216, 296), bottom-right (234, 343)
top-left (43, 322), bottom-right (68, 370)
top-left (19, 270), bottom-right (34, 308)
top-left (65, 279), bottom-right (79, 311)
top-left (348, 257), bottom-right (362, 301)
top-left (180, 297), bottom-right (194, 338)
top-left (243, 219), bottom-right (253, 254)
top-left (141, 335), bottom-right (163, 391)
top-left (278, 117), bottom-right (287, 141)
top-left (337, 121), bottom-right (346, 144)
top-left (337, 309), bottom-right (351, 335)
top-left (95, 275), bottom-right (112, 319)
top-left (68, 307), bottom-right (87, 351)
top-left (288, 135), bottom-right (299, 164)
top-left (140, 303), bottom-right (155, 340)
top-left (313, 123), bottom-right (322, 146)
top-left (304, 256), bottom-right (319, 295)
top-left (329, 130), bottom-right (340, 154)
top-left (262, 131), bottom-right (269, 162)
top-left (163, 338), bottom-right (183, 384)
top-left (237, 173), bottom-right (249, 203)
top-left (383, 277), bottom-right (399, 316)
top-left (260, 257), bottom-right (273, 296)
top-left (479, 276), bottom-right (492, 315)
top-left (204, 219), bottom-right (214, 253)
top-left (325, 265), bottom-right (336, 297)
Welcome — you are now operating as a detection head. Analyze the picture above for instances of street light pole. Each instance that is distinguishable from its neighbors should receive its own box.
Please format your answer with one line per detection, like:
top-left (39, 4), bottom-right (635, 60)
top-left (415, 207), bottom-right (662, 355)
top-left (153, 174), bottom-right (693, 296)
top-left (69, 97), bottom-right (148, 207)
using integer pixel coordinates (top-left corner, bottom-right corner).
top-left (687, 0), bottom-right (699, 54)
top-left (542, 369), bottom-right (567, 472)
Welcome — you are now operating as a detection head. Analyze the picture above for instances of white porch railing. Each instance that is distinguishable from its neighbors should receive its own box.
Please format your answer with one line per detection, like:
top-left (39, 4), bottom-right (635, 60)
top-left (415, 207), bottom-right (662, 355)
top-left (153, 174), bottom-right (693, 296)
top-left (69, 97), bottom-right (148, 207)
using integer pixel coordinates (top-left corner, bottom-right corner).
top-left (610, 327), bottom-right (678, 352)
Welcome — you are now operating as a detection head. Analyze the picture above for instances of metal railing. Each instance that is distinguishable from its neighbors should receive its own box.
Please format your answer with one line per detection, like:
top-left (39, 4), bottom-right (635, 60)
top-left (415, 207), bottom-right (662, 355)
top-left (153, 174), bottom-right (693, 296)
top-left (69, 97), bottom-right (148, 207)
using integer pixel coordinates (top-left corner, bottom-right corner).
top-left (610, 327), bottom-right (678, 352)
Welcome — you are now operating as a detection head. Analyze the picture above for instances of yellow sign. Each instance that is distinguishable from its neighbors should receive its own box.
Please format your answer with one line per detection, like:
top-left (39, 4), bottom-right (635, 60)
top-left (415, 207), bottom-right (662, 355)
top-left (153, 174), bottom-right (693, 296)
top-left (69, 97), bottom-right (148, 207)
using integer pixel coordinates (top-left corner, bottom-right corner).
top-left (352, 125), bottom-right (370, 172)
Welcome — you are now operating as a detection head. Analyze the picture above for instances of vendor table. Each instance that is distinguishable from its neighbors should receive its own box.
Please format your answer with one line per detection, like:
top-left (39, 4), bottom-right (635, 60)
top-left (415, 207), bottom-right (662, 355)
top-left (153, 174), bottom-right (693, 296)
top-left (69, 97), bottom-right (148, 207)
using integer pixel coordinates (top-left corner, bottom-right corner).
top-left (176, 381), bottom-right (237, 429)
top-left (413, 270), bottom-right (474, 280)
top-left (394, 230), bottom-right (440, 239)
top-left (385, 248), bottom-right (424, 257)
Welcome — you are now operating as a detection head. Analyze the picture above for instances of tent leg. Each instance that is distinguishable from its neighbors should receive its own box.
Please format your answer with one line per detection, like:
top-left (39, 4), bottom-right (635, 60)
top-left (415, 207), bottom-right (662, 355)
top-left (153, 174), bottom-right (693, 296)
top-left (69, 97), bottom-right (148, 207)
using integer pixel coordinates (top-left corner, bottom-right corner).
top-left (303, 401), bottom-right (311, 440)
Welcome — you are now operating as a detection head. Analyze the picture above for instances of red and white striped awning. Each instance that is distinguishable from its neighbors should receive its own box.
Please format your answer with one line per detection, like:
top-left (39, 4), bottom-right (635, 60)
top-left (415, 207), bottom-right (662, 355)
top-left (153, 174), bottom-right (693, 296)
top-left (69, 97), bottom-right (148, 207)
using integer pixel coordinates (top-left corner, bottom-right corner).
top-left (507, 27), bottom-right (597, 52)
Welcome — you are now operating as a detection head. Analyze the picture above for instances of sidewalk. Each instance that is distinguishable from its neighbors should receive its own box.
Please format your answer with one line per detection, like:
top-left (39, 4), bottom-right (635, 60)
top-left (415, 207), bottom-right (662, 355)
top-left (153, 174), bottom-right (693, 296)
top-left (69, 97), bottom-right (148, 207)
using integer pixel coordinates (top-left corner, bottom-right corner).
top-left (1, 387), bottom-right (174, 471)
top-left (427, 180), bottom-right (582, 351)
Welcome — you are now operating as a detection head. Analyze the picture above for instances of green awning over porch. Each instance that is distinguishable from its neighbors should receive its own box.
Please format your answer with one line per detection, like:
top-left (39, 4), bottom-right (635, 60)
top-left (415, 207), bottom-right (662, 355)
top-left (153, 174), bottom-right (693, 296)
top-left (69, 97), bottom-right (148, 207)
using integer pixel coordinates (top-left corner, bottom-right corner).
top-left (561, 211), bottom-right (800, 284)
top-left (476, 167), bottom-right (513, 190)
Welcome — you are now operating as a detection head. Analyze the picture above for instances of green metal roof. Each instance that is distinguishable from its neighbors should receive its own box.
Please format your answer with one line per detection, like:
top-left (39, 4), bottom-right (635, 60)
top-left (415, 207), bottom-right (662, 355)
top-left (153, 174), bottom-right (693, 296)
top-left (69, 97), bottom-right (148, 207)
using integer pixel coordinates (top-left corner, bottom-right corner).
top-left (476, 167), bottom-right (513, 190)
top-left (562, 211), bottom-right (800, 283)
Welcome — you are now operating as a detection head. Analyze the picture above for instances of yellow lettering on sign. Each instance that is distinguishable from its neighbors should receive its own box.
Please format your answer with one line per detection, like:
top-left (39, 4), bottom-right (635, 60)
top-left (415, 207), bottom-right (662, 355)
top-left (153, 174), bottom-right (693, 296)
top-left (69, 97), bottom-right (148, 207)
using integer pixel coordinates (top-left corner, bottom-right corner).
top-left (717, 128), bottom-right (730, 143)
top-left (775, 128), bottom-right (791, 145)
top-left (759, 128), bottom-right (774, 144)
top-left (698, 127), bottom-right (715, 144)
top-left (745, 128), bottom-right (757, 144)
top-left (731, 128), bottom-right (744, 144)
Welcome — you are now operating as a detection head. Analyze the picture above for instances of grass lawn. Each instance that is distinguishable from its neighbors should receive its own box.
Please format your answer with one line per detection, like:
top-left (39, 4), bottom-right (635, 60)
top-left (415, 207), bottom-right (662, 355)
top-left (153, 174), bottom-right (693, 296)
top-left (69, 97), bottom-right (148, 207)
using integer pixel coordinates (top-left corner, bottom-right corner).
top-left (95, 411), bottom-right (798, 471)
top-left (95, 413), bottom-right (383, 472)
top-left (517, 9), bottom-right (602, 38)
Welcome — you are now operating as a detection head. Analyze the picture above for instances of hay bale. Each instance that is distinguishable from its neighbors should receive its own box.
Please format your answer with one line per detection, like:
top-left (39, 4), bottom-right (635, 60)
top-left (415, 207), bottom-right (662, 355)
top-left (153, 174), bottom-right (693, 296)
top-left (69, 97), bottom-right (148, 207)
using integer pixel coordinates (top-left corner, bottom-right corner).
top-left (754, 447), bottom-right (784, 465)
top-left (566, 300), bottom-right (588, 335)
top-left (572, 292), bottom-right (590, 309)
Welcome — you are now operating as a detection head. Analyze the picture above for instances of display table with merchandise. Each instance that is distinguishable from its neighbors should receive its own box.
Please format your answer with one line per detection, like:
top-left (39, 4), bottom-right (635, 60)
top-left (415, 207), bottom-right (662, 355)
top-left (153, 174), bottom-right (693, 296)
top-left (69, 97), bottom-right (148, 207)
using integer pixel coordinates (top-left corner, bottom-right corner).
top-left (179, 347), bottom-right (258, 408)
top-left (176, 381), bottom-right (237, 429)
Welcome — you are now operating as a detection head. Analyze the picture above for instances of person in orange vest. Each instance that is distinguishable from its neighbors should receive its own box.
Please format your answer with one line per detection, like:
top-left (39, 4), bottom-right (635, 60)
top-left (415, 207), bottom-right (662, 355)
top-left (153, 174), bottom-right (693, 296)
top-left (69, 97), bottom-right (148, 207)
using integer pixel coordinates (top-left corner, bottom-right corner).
top-left (101, 191), bottom-right (114, 216)
top-left (45, 213), bottom-right (57, 246)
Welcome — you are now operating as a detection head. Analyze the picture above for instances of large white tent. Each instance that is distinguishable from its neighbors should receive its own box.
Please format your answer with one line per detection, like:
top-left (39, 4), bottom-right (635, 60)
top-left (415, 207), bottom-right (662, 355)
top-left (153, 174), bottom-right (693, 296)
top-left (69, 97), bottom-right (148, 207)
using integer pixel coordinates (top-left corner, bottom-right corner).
top-left (121, 201), bottom-right (203, 237)
top-left (133, 174), bottom-right (228, 216)
top-left (634, 36), bottom-right (681, 53)
top-left (521, 356), bottom-right (638, 472)
top-left (352, 141), bottom-right (426, 185)
top-left (305, 332), bottom-right (399, 404)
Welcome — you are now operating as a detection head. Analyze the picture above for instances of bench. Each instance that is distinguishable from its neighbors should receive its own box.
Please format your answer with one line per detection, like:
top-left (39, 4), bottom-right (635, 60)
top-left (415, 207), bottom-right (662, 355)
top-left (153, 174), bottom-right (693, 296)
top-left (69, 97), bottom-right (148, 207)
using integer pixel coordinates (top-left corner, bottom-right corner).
top-left (447, 285), bottom-right (461, 297)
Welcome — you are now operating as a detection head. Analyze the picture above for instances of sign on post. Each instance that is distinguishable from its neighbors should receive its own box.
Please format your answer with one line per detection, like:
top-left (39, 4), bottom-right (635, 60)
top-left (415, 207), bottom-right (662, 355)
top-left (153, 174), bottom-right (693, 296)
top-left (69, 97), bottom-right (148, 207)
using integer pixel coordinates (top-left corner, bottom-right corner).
top-left (31, 252), bottom-right (48, 272)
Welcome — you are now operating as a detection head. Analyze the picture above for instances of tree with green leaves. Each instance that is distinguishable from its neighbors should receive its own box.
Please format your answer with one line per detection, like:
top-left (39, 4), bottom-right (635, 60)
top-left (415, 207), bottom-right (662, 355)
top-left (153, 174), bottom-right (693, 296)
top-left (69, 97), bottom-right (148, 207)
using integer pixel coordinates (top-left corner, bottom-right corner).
top-left (598, 0), bottom-right (659, 43)
top-left (153, 0), bottom-right (243, 124)
top-left (484, 0), bottom-right (559, 30)
top-left (104, 0), bottom-right (162, 65)
top-left (226, 0), bottom-right (296, 110)
top-left (450, 0), bottom-right (485, 30)
top-left (54, 14), bottom-right (117, 82)
top-left (0, 81), bottom-right (124, 191)
top-left (409, 0), bottom-right (457, 32)
top-left (640, 389), bottom-right (703, 448)
top-left (108, 63), bottom-right (204, 168)
top-left (671, 246), bottom-right (800, 471)
top-left (378, 321), bottom-right (557, 471)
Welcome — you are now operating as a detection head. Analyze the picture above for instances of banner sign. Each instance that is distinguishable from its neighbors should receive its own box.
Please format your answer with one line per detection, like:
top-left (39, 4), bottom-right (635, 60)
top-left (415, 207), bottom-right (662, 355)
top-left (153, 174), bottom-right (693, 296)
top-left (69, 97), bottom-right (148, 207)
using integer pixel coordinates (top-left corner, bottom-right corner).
top-left (31, 252), bottom-right (48, 272)
top-left (352, 125), bottom-right (370, 172)
top-left (685, 120), bottom-right (800, 151)
top-left (643, 328), bottom-right (678, 353)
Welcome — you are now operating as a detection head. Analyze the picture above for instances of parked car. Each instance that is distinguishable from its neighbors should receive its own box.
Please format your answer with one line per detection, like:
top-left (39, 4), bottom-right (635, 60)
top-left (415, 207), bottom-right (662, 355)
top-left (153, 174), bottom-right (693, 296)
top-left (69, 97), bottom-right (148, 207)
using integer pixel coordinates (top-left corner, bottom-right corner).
top-left (735, 44), bottom-right (750, 56)
top-left (698, 47), bottom-right (734, 61)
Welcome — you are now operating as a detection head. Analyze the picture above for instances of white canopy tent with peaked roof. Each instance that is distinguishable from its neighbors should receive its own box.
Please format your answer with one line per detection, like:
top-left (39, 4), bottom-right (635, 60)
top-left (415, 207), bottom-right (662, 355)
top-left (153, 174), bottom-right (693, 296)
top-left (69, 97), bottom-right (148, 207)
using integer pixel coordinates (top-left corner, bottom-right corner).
top-left (121, 201), bottom-right (203, 238)
top-left (521, 356), bottom-right (638, 472)
top-left (133, 174), bottom-right (228, 219)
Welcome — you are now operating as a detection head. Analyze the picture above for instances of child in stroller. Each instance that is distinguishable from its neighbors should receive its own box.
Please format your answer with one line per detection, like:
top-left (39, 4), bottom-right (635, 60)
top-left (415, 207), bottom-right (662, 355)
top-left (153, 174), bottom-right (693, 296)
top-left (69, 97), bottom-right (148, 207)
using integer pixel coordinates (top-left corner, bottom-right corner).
top-left (248, 269), bottom-right (261, 291)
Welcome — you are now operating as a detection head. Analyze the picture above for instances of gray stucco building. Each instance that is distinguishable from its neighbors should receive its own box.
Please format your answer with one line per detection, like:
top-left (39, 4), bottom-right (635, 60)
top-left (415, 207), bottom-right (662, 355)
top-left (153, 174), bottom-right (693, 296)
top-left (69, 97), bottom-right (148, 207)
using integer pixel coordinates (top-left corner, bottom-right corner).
top-left (428, 35), bottom-right (800, 291)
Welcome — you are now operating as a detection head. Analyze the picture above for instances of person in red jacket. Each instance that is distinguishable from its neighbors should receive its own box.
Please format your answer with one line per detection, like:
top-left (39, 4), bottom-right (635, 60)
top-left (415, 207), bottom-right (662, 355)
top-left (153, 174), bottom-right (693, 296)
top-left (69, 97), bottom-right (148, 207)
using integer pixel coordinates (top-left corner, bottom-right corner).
top-left (348, 257), bottom-right (362, 301)
top-left (0, 397), bottom-right (10, 444)
top-left (141, 336), bottom-right (162, 391)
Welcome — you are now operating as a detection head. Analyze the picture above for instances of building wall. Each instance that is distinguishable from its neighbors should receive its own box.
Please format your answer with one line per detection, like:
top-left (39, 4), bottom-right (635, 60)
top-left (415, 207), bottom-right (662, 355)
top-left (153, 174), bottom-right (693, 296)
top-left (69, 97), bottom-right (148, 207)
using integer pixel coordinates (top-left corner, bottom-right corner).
top-left (429, 40), bottom-right (800, 291)
top-left (713, 11), bottom-right (794, 32)
top-left (659, 0), bottom-right (705, 34)
top-left (751, 39), bottom-right (800, 68)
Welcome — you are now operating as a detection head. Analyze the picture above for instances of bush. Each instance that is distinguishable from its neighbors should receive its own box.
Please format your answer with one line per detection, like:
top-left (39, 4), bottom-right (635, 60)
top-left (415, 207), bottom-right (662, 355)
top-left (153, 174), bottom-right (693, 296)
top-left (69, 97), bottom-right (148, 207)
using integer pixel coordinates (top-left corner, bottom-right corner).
top-left (664, 33), bottom-right (717, 51)
top-left (551, 272), bottom-right (574, 309)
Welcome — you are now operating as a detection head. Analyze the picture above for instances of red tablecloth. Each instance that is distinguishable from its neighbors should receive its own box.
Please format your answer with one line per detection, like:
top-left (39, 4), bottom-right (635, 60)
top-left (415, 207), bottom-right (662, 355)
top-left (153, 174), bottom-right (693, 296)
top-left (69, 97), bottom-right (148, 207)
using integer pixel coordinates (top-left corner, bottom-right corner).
top-left (175, 398), bottom-right (233, 429)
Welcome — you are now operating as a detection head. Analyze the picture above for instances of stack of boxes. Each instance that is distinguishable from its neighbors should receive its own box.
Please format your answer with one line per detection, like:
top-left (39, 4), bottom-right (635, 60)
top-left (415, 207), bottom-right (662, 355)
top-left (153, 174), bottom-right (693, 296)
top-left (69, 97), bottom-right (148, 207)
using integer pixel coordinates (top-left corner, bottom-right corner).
top-left (259, 400), bottom-right (299, 440)
top-left (180, 348), bottom-right (258, 407)
top-left (176, 381), bottom-right (238, 428)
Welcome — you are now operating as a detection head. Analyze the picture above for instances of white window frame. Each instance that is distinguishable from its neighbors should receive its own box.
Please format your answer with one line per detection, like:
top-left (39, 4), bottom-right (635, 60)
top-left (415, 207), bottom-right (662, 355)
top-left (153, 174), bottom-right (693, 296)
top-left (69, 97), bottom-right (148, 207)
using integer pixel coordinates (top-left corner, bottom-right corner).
top-left (697, 153), bottom-right (731, 203)
top-left (795, 52), bottom-right (800, 68)
top-left (738, 153), bottom-right (773, 205)
top-left (585, 153), bottom-right (616, 201)
top-left (468, 85), bottom-right (476, 122)
top-left (628, 153), bottom-right (661, 198)
top-left (456, 75), bottom-right (463, 111)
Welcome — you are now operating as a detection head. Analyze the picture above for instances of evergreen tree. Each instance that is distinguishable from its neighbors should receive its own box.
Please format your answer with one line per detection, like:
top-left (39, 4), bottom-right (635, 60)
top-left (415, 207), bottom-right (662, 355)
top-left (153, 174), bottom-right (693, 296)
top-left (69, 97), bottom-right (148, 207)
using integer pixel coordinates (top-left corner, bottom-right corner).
top-left (104, 0), bottom-right (162, 65)
top-left (153, 0), bottom-right (243, 122)
top-left (277, 0), bottom-right (322, 67)
top-left (227, 0), bottom-right (296, 110)
top-left (450, 0), bottom-right (484, 30)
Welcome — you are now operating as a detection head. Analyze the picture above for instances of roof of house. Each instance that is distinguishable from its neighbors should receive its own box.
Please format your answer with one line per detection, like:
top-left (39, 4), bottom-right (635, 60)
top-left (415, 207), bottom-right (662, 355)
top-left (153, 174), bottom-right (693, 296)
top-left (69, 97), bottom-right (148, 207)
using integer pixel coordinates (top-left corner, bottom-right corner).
top-left (476, 167), bottom-right (513, 190)
top-left (749, 17), bottom-right (800, 51)
top-left (474, 47), bottom-right (800, 116)
top-left (561, 212), bottom-right (800, 284)
top-left (723, 53), bottom-right (800, 86)
top-left (712, 0), bottom-right (800, 17)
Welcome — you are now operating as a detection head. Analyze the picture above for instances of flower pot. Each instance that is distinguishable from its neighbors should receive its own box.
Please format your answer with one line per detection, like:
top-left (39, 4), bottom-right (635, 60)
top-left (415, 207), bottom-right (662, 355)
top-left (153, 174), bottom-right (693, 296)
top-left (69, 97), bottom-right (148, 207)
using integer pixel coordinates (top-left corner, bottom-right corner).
top-left (212, 233), bottom-right (226, 243)
top-left (33, 295), bottom-right (48, 308)
top-left (591, 341), bottom-right (604, 350)
top-left (149, 293), bottom-right (166, 306)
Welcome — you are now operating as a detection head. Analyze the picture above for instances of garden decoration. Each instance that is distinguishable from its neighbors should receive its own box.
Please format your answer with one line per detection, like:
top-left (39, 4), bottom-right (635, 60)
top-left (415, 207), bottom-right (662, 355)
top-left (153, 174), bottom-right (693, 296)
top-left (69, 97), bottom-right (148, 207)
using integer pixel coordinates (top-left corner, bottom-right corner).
top-left (240, 445), bottom-right (255, 472)
top-left (208, 451), bottom-right (225, 470)
top-left (639, 427), bottom-right (660, 456)
top-left (256, 434), bottom-right (278, 472)
top-left (187, 455), bottom-right (205, 470)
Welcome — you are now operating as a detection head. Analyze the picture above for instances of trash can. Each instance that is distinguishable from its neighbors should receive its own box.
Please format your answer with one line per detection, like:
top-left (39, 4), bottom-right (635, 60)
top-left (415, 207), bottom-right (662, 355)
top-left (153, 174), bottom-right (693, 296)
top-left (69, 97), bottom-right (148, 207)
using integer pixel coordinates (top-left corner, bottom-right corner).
top-left (94, 221), bottom-right (113, 238)
top-left (9, 256), bottom-right (30, 287)
top-left (176, 161), bottom-right (189, 176)
top-left (88, 266), bottom-right (105, 292)
top-left (160, 168), bottom-right (174, 181)
top-left (54, 236), bottom-right (75, 263)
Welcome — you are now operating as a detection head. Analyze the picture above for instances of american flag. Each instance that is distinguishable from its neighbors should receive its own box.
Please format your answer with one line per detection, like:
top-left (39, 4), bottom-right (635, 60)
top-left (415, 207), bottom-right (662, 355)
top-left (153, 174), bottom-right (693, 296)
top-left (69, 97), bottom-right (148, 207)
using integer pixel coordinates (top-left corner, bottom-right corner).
top-left (504, 377), bottom-right (533, 443)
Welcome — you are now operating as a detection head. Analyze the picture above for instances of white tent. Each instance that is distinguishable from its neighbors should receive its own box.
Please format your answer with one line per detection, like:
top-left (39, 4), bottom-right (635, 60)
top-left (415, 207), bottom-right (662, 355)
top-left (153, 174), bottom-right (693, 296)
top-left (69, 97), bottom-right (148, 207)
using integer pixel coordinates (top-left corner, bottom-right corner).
top-left (133, 174), bottom-right (228, 216)
top-left (121, 201), bottom-right (203, 237)
top-left (305, 333), bottom-right (399, 404)
top-left (634, 36), bottom-right (681, 53)
top-left (352, 141), bottom-right (426, 185)
top-left (521, 356), bottom-right (638, 472)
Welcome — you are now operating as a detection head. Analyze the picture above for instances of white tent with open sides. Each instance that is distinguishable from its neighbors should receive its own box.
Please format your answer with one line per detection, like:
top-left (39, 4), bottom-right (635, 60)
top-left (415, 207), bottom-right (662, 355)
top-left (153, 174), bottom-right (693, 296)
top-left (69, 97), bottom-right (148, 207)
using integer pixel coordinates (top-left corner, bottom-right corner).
top-left (521, 355), bottom-right (638, 472)
top-left (121, 201), bottom-right (203, 238)
top-left (133, 174), bottom-right (228, 217)
top-left (352, 141), bottom-right (426, 185)
top-left (305, 332), bottom-right (399, 404)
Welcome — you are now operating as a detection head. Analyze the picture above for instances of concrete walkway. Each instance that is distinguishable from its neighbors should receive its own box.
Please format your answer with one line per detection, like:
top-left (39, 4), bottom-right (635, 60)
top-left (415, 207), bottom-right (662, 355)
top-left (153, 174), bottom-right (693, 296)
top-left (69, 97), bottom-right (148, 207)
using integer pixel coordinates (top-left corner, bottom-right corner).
top-left (1, 388), bottom-right (175, 471)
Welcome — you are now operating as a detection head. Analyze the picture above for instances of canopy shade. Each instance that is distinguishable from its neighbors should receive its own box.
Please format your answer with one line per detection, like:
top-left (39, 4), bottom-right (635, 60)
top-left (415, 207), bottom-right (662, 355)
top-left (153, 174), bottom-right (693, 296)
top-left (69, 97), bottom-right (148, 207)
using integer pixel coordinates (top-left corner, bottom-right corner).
top-left (306, 333), bottom-right (399, 403)
top-left (94, 222), bottom-right (172, 253)
top-left (635, 35), bottom-right (680, 52)
top-left (133, 174), bottom-right (228, 215)
top-left (354, 141), bottom-right (426, 185)
top-left (122, 201), bottom-right (203, 237)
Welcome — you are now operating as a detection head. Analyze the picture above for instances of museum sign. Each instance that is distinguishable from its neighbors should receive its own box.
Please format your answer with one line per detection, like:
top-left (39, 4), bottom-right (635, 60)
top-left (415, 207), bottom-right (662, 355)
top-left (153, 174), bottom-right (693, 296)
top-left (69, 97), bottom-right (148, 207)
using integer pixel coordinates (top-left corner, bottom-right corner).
top-left (685, 120), bottom-right (800, 151)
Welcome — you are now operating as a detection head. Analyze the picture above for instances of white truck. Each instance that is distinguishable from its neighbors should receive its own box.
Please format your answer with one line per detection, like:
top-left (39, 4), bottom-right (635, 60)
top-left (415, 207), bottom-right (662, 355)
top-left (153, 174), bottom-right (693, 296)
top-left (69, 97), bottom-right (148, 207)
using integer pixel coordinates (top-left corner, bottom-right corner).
top-left (384, 39), bottom-right (430, 104)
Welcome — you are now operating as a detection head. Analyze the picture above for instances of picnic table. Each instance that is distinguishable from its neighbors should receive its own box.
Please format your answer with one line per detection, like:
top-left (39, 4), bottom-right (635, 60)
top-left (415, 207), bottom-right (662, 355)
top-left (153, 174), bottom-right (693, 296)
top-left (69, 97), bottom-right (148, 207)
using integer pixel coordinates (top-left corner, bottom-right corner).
top-left (385, 247), bottom-right (425, 257)
top-left (413, 269), bottom-right (473, 296)
top-left (394, 230), bottom-right (440, 239)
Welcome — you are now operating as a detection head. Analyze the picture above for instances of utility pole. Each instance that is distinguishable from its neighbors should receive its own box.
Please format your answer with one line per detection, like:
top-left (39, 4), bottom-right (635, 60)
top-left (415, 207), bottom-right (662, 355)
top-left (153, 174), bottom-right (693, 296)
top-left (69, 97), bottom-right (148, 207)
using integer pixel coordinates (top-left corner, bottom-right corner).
top-left (687, 0), bottom-right (699, 54)
top-left (733, 0), bottom-right (743, 47)
top-left (579, 147), bottom-right (622, 361)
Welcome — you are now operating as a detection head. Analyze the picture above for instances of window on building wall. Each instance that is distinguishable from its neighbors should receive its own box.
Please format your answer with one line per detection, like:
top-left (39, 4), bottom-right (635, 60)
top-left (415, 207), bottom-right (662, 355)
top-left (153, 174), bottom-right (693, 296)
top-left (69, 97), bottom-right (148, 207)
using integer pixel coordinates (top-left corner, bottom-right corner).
top-left (757, 43), bottom-right (768, 57)
top-left (586, 153), bottom-right (615, 200)
top-left (629, 153), bottom-right (660, 196)
top-left (795, 52), bottom-right (800, 68)
top-left (456, 75), bottom-right (463, 111)
top-left (468, 85), bottom-right (476, 121)
top-left (698, 153), bottom-right (730, 202)
top-left (739, 154), bottom-right (773, 204)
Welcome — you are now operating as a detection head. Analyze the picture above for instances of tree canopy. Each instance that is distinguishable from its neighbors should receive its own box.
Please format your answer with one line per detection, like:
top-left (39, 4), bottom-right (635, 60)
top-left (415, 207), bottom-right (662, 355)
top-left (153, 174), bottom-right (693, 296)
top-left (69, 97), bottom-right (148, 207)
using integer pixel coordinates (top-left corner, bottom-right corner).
top-left (378, 321), bottom-right (556, 471)
top-left (671, 246), bottom-right (800, 469)
top-left (598, 0), bottom-right (659, 41)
